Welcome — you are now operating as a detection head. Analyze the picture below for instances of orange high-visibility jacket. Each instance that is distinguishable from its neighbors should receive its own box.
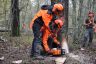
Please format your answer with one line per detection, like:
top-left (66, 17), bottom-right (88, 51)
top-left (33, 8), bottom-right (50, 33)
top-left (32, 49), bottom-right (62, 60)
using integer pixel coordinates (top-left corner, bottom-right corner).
top-left (29, 9), bottom-right (53, 32)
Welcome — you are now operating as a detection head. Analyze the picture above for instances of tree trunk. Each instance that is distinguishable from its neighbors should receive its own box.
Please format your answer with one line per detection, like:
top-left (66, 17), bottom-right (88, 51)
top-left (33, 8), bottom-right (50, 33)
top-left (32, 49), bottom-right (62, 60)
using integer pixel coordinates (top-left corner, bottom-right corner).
top-left (72, 0), bottom-right (77, 43)
top-left (63, 0), bottom-right (69, 39)
top-left (92, 0), bottom-right (95, 11)
top-left (11, 0), bottom-right (20, 36)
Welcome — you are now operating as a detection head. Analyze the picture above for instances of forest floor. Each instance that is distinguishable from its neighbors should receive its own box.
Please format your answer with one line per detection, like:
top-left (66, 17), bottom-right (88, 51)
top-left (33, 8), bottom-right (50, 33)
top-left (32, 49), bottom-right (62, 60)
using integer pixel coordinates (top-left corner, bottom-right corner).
top-left (0, 33), bottom-right (96, 64)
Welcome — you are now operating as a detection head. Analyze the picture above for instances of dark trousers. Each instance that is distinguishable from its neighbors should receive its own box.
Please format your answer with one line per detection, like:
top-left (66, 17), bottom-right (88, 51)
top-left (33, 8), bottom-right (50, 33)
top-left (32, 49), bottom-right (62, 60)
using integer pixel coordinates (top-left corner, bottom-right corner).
top-left (31, 23), bottom-right (42, 56)
top-left (82, 28), bottom-right (93, 47)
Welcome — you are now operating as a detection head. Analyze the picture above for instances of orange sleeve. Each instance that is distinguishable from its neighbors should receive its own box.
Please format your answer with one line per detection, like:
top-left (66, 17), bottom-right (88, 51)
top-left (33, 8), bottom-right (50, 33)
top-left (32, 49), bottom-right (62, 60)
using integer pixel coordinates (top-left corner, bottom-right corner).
top-left (42, 30), bottom-right (50, 51)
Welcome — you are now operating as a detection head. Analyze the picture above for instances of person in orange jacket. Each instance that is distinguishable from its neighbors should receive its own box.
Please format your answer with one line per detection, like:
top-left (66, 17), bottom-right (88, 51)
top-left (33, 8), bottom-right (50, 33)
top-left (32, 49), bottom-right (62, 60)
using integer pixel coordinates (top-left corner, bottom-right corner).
top-left (29, 3), bottom-right (64, 57)
top-left (42, 19), bottom-right (64, 55)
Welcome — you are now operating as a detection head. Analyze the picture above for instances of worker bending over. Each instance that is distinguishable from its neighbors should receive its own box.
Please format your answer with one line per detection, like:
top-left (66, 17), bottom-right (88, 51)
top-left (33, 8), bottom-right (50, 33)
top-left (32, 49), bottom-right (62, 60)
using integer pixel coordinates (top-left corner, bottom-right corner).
top-left (29, 3), bottom-right (64, 57)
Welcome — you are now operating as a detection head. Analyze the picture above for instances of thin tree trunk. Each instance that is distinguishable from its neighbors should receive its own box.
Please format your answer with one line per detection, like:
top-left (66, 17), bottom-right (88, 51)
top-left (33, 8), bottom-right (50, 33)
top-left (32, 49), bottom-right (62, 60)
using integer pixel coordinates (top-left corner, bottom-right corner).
top-left (11, 0), bottom-right (20, 36)
top-left (63, 0), bottom-right (69, 39)
top-left (72, 0), bottom-right (77, 43)
top-left (92, 0), bottom-right (96, 11)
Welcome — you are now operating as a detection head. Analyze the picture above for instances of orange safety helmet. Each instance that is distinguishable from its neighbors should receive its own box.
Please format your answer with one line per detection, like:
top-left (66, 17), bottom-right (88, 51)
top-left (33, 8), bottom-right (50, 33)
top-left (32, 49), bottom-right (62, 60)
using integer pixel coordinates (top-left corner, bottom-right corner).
top-left (55, 19), bottom-right (63, 28)
top-left (52, 3), bottom-right (64, 12)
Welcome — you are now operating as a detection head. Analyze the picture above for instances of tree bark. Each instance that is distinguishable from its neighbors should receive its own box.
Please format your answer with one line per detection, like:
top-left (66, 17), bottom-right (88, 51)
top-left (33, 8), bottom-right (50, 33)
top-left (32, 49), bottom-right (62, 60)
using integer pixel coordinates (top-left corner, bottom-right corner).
top-left (92, 0), bottom-right (96, 11)
top-left (11, 0), bottom-right (20, 36)
top-left (63, 0), bottom-right (69, 40)
top-left (72, 0), bottom-right (77, 43)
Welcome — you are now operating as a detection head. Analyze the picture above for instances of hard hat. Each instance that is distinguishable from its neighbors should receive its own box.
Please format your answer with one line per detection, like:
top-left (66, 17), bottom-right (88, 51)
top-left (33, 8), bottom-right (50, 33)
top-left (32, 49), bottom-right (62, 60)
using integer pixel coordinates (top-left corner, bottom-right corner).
top-left (53, 3), bottom-right (64, 12)
top-left (55, 19), bottom-right (63, 28)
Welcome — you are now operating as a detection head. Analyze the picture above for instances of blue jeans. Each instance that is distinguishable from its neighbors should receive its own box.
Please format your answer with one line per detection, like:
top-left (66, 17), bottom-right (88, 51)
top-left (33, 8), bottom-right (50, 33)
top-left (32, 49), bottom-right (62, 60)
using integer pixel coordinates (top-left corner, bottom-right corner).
top-left (31, 23), bottom-right (42, 56)
top-left (82, 28), bottom-right (93, 47)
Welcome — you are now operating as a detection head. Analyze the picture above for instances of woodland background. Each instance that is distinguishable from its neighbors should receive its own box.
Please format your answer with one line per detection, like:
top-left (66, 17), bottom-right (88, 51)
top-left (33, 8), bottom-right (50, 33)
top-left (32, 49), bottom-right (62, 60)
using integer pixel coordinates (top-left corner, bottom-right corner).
top-left (0, 0), bottom-right (96, 64)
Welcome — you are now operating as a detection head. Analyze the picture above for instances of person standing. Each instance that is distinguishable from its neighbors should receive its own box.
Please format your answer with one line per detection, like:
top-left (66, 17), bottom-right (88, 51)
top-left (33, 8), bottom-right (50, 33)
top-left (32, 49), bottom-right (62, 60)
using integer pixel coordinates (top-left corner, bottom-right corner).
top-left (81, 11), bottom-right (96, 50)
